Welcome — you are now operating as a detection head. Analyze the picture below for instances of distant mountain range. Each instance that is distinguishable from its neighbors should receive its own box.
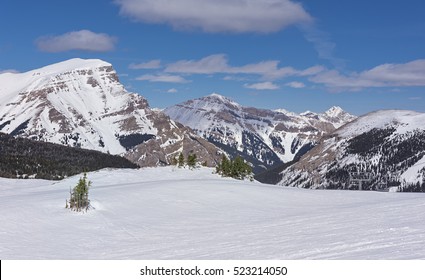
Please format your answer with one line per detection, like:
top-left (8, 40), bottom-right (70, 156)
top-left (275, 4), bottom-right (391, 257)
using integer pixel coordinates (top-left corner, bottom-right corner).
top-left (164, 93), bottom-right (355, 173)
top-left (2, 58), bottom-right (424, 192)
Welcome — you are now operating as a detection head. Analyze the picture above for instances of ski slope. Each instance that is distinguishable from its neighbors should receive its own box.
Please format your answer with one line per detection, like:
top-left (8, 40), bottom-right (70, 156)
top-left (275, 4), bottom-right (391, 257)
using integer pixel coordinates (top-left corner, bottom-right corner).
top-left (0, 167), bottom-right (424, 259)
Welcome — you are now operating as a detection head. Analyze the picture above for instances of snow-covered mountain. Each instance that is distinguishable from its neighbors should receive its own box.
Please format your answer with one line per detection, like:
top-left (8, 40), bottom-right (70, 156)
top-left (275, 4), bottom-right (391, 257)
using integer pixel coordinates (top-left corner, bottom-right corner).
top-left (0, 59), bottom-right (221, 167)
top-left (279, 110), bottom-right (425, 191)
top-left (164, 93), bottom-right (356, 173)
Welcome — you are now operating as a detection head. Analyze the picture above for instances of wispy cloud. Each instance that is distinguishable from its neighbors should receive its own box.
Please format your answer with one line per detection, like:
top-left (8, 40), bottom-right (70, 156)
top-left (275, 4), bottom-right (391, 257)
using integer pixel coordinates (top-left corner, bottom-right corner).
top-left (167, 88), bottom-right (178, 93)
top-left (223, 76), bottom-right (249, 82)
top-left (115, 0), bottom-right (312, 33)
top-left (244, 82), bottom-right (279, 90)
top-left (286, 81), bottom-right (306, 88)
top-left (132, 54), bottom-right (425, 93)
top-left (165, 54), bottom-right (229, 74)
top-left (36, 30), bottom-right (117, 53)
top-left (300, 25), bottom-right (345, 68)
top-left (310, 59), bottom-right (425, 90)
top-left (136, 74), bottom-right (190, 83)
top-left (129, 60), bottom-right (162, 69)
top-left (165, 54), bottom-right (319, 80)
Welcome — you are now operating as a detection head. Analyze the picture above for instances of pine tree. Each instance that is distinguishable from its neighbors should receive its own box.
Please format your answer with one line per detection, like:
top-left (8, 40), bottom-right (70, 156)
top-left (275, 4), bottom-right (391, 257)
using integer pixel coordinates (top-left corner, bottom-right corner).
top-left (216, 154), bottom-right (230, 175)
top-left (187, 153), bottom-right (197, 169)
top-left (68, 173), bottom-right (91, 212)
top-left (178, 152), bottom-right (185, 168)
top-left (231, 156), bottom-right (252, 180)
top-left (216, 155), bottom-right (252, 180)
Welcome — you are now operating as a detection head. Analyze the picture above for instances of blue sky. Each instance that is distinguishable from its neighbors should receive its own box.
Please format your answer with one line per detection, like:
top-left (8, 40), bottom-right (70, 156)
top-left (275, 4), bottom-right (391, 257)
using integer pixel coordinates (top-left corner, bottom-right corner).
top-left (1, 0), bottom-right (424, 115)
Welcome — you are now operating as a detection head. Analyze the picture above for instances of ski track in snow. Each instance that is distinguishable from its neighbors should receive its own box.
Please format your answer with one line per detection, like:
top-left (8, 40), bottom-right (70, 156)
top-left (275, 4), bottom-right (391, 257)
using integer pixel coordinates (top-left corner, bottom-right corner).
top-left (0, 167), bottom-right (424, 260)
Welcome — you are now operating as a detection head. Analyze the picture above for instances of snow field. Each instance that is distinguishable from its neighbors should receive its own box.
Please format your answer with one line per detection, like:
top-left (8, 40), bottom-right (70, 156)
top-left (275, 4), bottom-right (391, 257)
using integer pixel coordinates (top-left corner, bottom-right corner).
top-left (0, 167), bottom-right (424, 259)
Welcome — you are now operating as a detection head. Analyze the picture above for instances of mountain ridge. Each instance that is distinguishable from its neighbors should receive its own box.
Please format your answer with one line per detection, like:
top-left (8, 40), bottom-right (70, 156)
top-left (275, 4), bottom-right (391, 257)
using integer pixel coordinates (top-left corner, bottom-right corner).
top-left (278, 109), bottom-right (425, 192)
top-left (164, 93), bottom-right (356, 173)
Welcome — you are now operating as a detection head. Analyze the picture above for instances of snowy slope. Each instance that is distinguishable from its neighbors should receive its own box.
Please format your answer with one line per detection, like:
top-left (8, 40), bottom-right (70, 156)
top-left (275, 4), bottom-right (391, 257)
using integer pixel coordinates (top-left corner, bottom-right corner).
top-left (0, 59), bottom-right (221, 167)
top-left (280, 110), bottom-right (425, 191)
top-left (1, 167), bottom-right (425, 259)
top-left (164, 94), bottom-right (355, 172)
top-left (0, 59), bottom-right (140, 154)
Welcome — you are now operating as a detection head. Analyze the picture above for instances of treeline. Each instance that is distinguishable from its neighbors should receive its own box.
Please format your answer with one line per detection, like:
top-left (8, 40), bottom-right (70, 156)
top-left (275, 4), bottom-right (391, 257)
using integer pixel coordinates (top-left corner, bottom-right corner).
top-left (171, 152), bottom-right (253, 181)
top-left (216, 155), bottom-right (253, 181)
top-left (0, 133), bottom-right (138, 180)
top-left (172, 152), bottom-right (201, 169)
top-left (401, 181), bottom-right (425, 192)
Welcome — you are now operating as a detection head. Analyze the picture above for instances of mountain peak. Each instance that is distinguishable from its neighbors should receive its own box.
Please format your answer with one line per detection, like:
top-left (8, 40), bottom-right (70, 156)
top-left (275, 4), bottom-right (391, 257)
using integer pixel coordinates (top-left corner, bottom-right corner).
top-left (207, 93), bottom-right (238, 104)
top-left (300, 110), bottom-right (318, 117)
top-left (29, 58), bottom-right (112, 76)
top-left (191, 93), bottom-right (241, 111)
top-left (324, 106), bottom-right (345, 118)
top-left (273, 108), bottom-right (296, 116)
top-left (209, 93), bottom-right (226, 99)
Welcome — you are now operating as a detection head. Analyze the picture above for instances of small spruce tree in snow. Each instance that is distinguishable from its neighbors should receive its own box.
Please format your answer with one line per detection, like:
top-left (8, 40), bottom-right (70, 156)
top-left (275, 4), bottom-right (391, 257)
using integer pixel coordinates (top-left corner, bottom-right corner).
top-left (178, 152), bottom-right (185, 168)
top-left (216, 154), bottom-right (230, 176)
top-left (187, 153), bottom-right (197, 169)
top-left (67, 173), bottom-right (91, 212)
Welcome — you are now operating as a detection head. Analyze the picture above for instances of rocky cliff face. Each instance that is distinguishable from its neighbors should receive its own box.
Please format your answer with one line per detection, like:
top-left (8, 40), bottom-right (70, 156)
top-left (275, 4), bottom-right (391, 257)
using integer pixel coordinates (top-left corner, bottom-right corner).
top-left (0, 58), bottom-right (221, 167)
top-left (278, 110), bottom-right (425, 192)
top-left (164, 94), bottom-right (356, 173)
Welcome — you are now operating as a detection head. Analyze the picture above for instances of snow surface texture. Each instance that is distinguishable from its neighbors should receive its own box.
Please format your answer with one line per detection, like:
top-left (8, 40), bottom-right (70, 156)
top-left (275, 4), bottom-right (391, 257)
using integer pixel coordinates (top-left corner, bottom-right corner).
top-left (1, 167), bottom-right (424, 260)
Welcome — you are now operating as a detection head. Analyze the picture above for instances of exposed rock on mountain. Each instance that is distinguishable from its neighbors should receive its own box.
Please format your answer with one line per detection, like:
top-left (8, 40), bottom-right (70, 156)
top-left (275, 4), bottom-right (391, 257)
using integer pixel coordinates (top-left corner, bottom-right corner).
top-left (278, 110), bottom-right (425, 192)
top-left (164, 93), bottom-right (356, 173)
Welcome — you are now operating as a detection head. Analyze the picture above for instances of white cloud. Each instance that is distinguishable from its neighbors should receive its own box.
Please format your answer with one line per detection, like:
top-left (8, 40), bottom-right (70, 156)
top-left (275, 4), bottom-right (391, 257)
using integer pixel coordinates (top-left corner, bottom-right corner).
top-left (299, 65), bottom-right (326, 76)
top-left (167, 88), bottom-right (178, 93)
top-left (36, 30), bottom-right (117, 52)
top-left (114, 0), bottom-right (342, 67)
top-left (223, 76), bottom-right (248, 81)
top-left (286, 81), bottom-right (305, 88)
top-left (310, 59), bottom-right (425, 91)
top-left (165, 54), bottom-right (316, 80)
top-left (115, 0), bottom-right (312, 33)
top-left (244, 82), bottom-right (279, 90)
top-left (129, 60), bottom-right (162, 69)
top-left (166, 54), bottom-right (228, 74)
top-left (136, 74), bottom-right (190, 83)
